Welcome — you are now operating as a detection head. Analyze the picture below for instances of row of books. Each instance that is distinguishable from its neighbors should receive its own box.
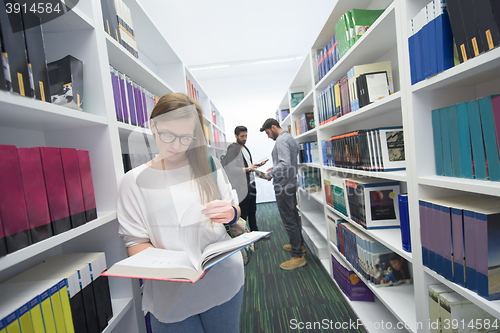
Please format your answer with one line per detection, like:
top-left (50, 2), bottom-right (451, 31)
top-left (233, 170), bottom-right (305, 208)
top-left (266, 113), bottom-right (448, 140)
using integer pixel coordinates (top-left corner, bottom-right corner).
top-left (101, 0), bottom-right (138, 58)
top-left (432, 95), bottom-right (500, 181)
top-left (298, 169), bottom-right (321, 193)
top-left (428, 284), bottom-right (497, 332)
top-left (448, 0), bottom-right (500, 64)
top-left (419, 195), bottom-right (500, 301)
top-left (0, 253), bottom-right (113, 333)
top-left (298, 141), bottom-right (320, 164)
top-left (0, 145), bottom-right (97, 257)
top-left (317, 8), bottom-right (385, 82)
top-left (186, 77), bottom-right (200, 102)
top-left (290, 92), bottom-right (305, 108)
top-left (0, 3), bottom-right (86, 110)
top-left (110, 65), bottom-right (158, 127)
top-left (322, 126), bottom-right (405, 172)
top-left (122, 153), bottom-right (156, 173)
top-left (317, 61), bottom-right (394, 126)
top-left (211, 108), bottom-right (225, 129)
top-left (409, 0), bottom-right (455, 84)
top-left (330, 252), bottom-right (374, 302)
top-left (325, 176), bottom-right (401, 230)
top-left (294, 112), bottom-right (315, 136)
top-left (333, 216), bottom-right (413, 288)
top-left (203, 123), bottom-right (212, 146)
top-left (212, 127), bottom-right (225, 148)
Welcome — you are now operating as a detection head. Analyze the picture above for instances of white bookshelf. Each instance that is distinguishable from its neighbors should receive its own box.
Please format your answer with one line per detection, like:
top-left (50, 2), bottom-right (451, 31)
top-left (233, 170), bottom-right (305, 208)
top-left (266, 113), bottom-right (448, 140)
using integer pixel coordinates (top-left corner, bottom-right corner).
top-left (276, 0), bottom-right (500, 331)
top-left (0, 0), bottom-right (227, 332)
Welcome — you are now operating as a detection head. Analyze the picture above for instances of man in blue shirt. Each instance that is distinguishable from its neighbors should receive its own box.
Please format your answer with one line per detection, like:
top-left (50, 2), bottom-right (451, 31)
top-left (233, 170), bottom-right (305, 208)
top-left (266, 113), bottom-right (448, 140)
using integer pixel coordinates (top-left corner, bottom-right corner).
top-left (260, 118), bottom-right (306, 270)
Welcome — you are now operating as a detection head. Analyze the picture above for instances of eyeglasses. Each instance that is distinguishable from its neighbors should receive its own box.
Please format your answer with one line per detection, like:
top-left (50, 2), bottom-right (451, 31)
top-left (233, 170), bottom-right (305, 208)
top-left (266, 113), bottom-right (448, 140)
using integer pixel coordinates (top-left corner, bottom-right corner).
top-left (153, 122), bottom-right (196, 146)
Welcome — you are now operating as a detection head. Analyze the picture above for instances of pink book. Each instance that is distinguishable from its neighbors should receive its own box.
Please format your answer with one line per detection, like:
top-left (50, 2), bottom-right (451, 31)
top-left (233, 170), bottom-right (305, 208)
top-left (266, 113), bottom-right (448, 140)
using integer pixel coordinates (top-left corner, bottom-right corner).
top-left (491, 95), bottom-right (500, 154)
top-left (61, 148), bottom-right (87, 228)
top-left (77, 150), bottom-right (97, 221)
top-left (18, 147), bottom-right (53, 243)
top-left (40, 147), bottom-right (72, 234)
top-left (0, 145), bottom-right (32, 253)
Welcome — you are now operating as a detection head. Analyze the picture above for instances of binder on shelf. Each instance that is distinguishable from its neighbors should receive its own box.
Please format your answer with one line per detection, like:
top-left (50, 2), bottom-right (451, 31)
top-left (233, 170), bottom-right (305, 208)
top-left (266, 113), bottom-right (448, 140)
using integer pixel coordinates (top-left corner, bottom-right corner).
top-left (118, 72), bottom-right (129, 124)
top-left (18, 147), bottom-right (53, 244)
top-left (439, 107), bottom-right (453, 177)
top-left (451, 207), bottom-right (465, 286)
top-left (492, 95), bottom-right (500, 155)
top-left (478, 95), bottom-right (500, 181)
top-left (409, 19), bottom-right (417, 84)
top-left (61, 148), bottom-right (87, 228)
top-left (434, 0), bottom-right (454, 74)
top-left (447, 104), bottom-right (462, 177)
top-left (40, 147), bottom-right (72, 235)
top-left (463, 207), bottom-right (477, 292)
top-left (428, 284), bottom-right (454, 333)
top-left (0, 145), bottom-right (32, 253)
top-left (47, 55), bottom-right (84, 111)
top-left (446, 0), bottom-right (470, 62)
top-left (110, 66), bottom-right (124, 122)
top-left (456, 102), bottom-right (473, 179)
top-left (0, 1), bottom-right (31, 95)
top-left (459, 0), bottom-right (485, 58)
top-left (466, 100), bottom-right (487, 180)
top-left (0, 214), bottom-right (5, 258)
top-left (421, 5), bottom-right (432, 78)
top-left (20, 10), bottom-right (51, 102)
top-left (101, 0), bottom-right (120, 41)
top-left (439, 292), bottom-right (496, 328)
top-left (77, 150), bottom-right (97, 222)
top-left (419, 200), bottom-right (430, 267)
top-left (125, 75), bottom-right (137, 125)
top-left (431, 109), bottom-right (444, 175)
top-left (29, 295), bottom-right (45, 333)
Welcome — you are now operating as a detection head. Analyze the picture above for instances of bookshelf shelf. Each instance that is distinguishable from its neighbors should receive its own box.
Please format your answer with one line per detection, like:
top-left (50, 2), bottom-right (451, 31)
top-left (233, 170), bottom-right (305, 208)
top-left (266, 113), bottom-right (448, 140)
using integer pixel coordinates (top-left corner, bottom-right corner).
top-left (42, 5), bottom-right (95, 33)
top-left (330, 241), bottom-right (416, 333)
top-left (298, 188), bottom-right (325, 205)
top-left (316, 2), bottom-right (397, 91)
top-left (298, 162), bottom-right (322, 168)
top-left (423, 267), bottom-right (500, 320)
top-left (299, 208), bottom-right (327, 240)
top-left (323, 166), bottom-right (407, 182)
top-left (295, 128), bottom-right (318, 140)
top-left (318, 92), bottom-right (402, 131)
top-left (291, 90), bottom-right (314, 116)
top-left (412, 47), bottom-right (500, 93)
top-left (418, 176), bottom-right (500, 198)
top-left (106, 35), bottom-right (174, 97)
top-left (0, 211), bottom-right (116, 272)
top-left (327, 206), bottom-right (412, 262)
top-left (104, 298), bottom-right (134, 333)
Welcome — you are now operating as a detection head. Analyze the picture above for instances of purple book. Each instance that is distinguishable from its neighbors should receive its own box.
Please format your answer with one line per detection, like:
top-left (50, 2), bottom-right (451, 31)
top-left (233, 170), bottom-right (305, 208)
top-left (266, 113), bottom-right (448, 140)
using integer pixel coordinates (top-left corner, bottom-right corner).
top-left (451, 208), bottom-right (465, 286)
top-left (491, 95), bottom-right (500, 154)
top-left (134, 83), bottom-right (143, 127)
top-left (119, 72), bottom-right (129, 124)
top-left (438, 204), bottom-right (453, 281)
top-left (141, 87), bottom-right (147, 128)
top-left (463, 208), bottom-right (477, 291)
top-left (427, 202), bottom-right (437, 271)
top-left (419, 200), bottom-right (429, 267)
top-left (0, 213), bottom-right (6, 257)
top-left (110, 67), bottom-right (123, 122)
top-left (126, 76), bottom-right (137, 125)
top-left (0, 145), bottom-right (32, 253)
top-left (40, 147), bottom-right (72, 234)
top-left (18, 147), bottom-right (53, 243)
top-left (61, 148), bottom-right (86, 228)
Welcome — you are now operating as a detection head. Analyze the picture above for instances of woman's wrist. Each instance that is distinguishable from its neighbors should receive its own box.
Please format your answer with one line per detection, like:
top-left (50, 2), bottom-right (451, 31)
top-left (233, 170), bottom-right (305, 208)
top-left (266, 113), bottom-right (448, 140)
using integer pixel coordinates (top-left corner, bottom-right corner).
top-left (225, 206), bottom-right (238, 225)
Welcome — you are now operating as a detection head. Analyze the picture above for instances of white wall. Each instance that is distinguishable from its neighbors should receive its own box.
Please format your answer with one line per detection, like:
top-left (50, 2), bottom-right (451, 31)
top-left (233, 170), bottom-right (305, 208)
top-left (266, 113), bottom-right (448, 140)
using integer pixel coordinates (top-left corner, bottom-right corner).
top-left (195, 61), bottom-right (301, 202)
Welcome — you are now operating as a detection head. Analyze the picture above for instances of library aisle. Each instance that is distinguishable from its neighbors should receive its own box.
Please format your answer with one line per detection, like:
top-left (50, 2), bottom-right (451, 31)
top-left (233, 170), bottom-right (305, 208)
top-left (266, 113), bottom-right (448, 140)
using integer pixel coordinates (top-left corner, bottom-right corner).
top-left (241, 203), bottom-right (367, 333)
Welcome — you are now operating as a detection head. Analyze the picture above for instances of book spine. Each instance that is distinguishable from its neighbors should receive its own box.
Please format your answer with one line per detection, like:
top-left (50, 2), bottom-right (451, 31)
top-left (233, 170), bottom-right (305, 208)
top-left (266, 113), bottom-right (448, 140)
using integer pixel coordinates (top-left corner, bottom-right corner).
top-left (77, 150), bottom-right (97, 222)
top-left (447, 104), bottom-right (462, 177)
top-left (463, 209), bottom-right (476, 292)
top-left (451, 208), bottom-right (465, 286)
top-left (478, 96), bottom-right (500, 181)
top-left (431, 109), bottom-right (444, 175)
top-left (434, 1), bottom-right (454, 73)
top-left (440, 205), bottom-right (453, 281)
top-left (439, 107), bottom-right (453, 177)
top-left (456, 102), bottom-right (474, 178)
top-left (467, 100), bottom-right (488, 179)
top-left (61, 148), bottom-right (87, 229)
top-left (420, 200), bottom-right (429, 267)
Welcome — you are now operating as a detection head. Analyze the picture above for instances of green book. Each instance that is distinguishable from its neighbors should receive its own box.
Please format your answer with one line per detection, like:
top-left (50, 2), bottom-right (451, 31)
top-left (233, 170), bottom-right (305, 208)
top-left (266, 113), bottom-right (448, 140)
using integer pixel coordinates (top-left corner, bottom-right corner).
top-left (350, 9), bottom-right (385, 42)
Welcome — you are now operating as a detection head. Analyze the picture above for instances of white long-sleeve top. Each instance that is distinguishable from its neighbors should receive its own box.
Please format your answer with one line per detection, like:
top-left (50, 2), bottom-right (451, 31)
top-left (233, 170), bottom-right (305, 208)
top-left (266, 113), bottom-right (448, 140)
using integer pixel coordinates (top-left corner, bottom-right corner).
top-left (117, 159), bottom-right (244, 323)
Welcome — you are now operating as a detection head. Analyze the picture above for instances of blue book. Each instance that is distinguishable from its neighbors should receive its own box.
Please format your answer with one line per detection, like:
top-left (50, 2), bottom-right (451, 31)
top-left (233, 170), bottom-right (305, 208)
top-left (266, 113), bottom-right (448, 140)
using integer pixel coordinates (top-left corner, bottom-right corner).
top-left (432, 109), bottom-right (444, 175)
top-left (428, 202), bottom-right (438, 271)
top-left (451, 207), bottom-right (465, 286)
top-left (439, 107), bottom-right (453, 176)
top-left (447, 104), bottom-right (462, 177)
top-left (420, 200), bottom-right (430, 267)
top-left (438, 204), bottom-right (453, 281)
top-left (434, 6), bottom-right (454, 73)
top-left (414, 19), bottom-right (423, 83)
top-left (456, 102), bottom-right (474, 178)
top-left (427, 18), bottom-right (438, 77)
top-left (478, 96), bottom-right (500, 181)
top-left (408, 19), bottom-right (417, 85)
top-left (463, 208), bottom-right (477, 291)
top-left (467, 100), bottom-right (487, 179)
top-left (422, 12), bottom-right (432, 78)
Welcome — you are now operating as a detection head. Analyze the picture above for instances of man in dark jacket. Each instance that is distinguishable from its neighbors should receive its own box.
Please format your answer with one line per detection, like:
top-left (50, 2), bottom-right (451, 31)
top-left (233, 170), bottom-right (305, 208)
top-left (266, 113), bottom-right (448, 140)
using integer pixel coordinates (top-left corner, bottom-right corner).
top-left (222, 126), bottom-right (266, 231)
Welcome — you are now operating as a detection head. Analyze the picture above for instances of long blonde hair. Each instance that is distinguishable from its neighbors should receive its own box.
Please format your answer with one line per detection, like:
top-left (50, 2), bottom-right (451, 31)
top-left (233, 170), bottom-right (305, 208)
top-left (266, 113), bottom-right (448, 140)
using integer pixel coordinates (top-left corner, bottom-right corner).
top-left (150, 93), bottom-right (219, 203)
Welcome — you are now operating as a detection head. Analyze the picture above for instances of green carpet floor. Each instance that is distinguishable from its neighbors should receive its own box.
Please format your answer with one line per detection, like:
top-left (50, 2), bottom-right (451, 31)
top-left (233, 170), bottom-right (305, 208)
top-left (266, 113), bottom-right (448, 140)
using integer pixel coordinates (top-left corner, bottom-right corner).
top-left (240, 202), bottom-right (368, 333)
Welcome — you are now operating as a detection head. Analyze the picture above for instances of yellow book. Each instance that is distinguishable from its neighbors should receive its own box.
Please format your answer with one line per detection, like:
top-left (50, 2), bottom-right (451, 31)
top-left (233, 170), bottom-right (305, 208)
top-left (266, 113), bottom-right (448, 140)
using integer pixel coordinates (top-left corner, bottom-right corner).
top-left (3, 311), bottom-right (20, 333)
top-left (28, 296), bottom-right (45, 333)
top-left (49, 283), bottom-right (67, 333)
top-left (334, 83), bottom-right (341, 116)
top-left (40, 289), bottom-right (57, 333)
top-left (57, 280), bottom-right (75, 333)
top-left (17, 303), bottom-right (33, 333)
top-left (0, 318), bottom-right (5, 333)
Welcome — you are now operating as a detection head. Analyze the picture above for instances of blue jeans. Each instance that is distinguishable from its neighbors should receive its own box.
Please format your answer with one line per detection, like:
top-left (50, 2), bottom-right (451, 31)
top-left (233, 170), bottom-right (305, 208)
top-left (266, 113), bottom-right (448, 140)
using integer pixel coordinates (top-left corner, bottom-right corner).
top-left (149, 286), bottom-right (244, 333)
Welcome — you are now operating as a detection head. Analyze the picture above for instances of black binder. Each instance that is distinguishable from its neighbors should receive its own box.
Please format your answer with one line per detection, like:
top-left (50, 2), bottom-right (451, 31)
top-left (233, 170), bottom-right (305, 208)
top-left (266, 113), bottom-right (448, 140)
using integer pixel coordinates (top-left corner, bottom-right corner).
top-left (447, 0), bottom-right (471, 62)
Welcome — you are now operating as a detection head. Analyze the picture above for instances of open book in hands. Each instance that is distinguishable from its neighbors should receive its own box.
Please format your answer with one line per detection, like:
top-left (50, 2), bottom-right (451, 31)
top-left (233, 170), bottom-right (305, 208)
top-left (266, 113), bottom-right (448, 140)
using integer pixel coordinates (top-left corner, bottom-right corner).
top-left (102, 203), bottom-right (271, 283)
top-left (254, 169), bottom-right (268, 180)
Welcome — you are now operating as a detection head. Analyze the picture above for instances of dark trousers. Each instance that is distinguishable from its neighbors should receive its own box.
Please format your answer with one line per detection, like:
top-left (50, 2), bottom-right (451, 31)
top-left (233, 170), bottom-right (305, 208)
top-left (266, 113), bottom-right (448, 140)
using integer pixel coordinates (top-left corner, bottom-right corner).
top-left (275, 186), bottom-right (304, 257)
top-left (239, 182), bottom-right (257, 231)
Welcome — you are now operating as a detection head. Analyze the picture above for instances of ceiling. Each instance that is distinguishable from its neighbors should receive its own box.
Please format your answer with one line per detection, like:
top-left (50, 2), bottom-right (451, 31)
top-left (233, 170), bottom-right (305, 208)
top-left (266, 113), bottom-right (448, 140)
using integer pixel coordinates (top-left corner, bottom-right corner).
top-left (138, 0), bottom-right (336, 69)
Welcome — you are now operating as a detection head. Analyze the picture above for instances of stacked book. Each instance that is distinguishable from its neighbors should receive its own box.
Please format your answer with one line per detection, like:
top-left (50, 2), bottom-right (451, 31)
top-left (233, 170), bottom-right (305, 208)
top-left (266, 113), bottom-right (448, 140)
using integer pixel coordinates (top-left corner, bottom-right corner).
top-left (317, 61), bottom-right (394, 125)
top-left (331, 251), bottom-right (374, 302)
top-left (294, 113), bottom-right (315, 136)
top-left (419, 194), bottom-right (500, 301)
top-left (110, 65), bottom-right (158, 128)
top-left (0, 145), bottom-right (97, 257)
top-left (431, 95), bottom-right (500, 181)
top-left (323, 126), bottom-right (405, 172)
top-left (101, 0), bottom-right (138, 57)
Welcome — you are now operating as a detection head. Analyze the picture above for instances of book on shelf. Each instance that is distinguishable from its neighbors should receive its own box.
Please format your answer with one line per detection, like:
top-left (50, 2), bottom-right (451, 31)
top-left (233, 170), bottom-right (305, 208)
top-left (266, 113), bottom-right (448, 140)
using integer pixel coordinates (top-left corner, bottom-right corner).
top-left (298, 169), bottom-right (321, 193)
top-left (77, 150), bottom-right (97, 222)
top-left (101, 0), bottom-right (120, 42)
top-left (47, 55), bottom-right (84, 111)
top-left (290, 92), bottom-right (305, 108)
top-left (114, 0), bottom-right (138, 58)
top-left (428, 284), bottom-right (454, 333)
top-left (447, 0), bottom-right (471, 63)
top-left (398, 194), bottom-right (411, 253)
top-left (0, 145), bottom-right (32, 254)
top-left (330, 252), bottom-right (374, 302)
top-left (18, 147), bottom-right (53, 244)
top-left (326, 211), bottom-right (339, 246)
top-left (20, 9), bottom-right (51, 102)
top-left (0, 1), bottom-right (31, 95)
top-left (350, 9), bottom-right (385, 43)
top-left (110, 65), bottom-right (124, 122)
top-left (61, 148), bottom-right (87, 229)
top-left (104, 203), bottom-right (271, 283)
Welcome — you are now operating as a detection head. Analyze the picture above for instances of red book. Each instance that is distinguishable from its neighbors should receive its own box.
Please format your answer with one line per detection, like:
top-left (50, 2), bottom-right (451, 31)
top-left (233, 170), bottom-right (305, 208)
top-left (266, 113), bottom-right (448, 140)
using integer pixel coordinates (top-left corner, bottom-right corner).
top-left (18, 147), bottom-right (53, 243)
top-left (40, 147), bottom-right (72, 234)
top-left (77, 150), bottom-right (97, 221)
top-left (61, 148), bottom-right (87, 228)
top-left (0, 145), bottom-right (32, 253)
top-left (0, 213), bottom-right (6, 257)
